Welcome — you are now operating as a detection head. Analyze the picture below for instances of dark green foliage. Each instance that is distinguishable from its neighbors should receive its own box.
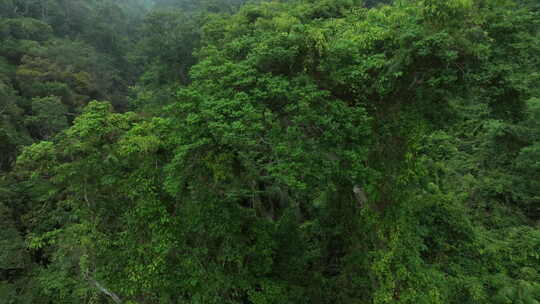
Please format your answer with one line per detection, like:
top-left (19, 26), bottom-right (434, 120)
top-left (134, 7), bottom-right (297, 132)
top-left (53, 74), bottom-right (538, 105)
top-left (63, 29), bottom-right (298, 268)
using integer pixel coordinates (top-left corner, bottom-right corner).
top-left (1, 0), bottom-right (540, 303)
top-left (132, 8), bottom-right (201, 86)
top-left (25, 96), bottom-right (68, 139)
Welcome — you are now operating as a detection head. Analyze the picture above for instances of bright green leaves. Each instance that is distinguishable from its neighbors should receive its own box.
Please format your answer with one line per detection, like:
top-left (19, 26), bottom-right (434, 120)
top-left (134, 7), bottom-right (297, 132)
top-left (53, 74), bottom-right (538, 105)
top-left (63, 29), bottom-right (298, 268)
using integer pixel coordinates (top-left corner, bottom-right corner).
top-left (477, 227), bottom-right (540, 304)
top-left (14, 101), bottom-right (158, 302)
top-left (422, 0), bottom-right (474, 24)
top-left (65, 101), bottom-right (135, 146)
top-left (155, 2), bottom-right (375, 302)
top-left (166, 78), bottom-right (371, 198)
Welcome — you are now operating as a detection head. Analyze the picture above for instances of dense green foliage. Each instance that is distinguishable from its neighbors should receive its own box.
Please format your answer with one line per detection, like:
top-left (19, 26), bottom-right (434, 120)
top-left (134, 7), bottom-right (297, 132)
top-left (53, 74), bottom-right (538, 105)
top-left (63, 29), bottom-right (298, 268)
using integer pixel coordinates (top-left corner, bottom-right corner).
top-left (1, 0), bottom-right (539, 303)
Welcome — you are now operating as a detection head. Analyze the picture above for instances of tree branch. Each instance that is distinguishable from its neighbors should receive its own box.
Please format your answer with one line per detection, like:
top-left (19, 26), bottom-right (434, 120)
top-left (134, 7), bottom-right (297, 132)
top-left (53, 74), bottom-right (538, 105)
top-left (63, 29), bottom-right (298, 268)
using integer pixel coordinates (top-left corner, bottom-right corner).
top-left (87, 276), bottom-right (123, 304)
top-left (353, 185), bottom-right (367, 208)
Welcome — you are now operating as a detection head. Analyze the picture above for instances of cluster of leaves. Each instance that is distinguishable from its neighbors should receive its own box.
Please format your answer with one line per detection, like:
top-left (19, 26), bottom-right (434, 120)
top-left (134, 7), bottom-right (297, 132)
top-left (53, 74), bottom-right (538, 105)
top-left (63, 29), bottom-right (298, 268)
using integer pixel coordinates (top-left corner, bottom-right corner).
top-left (2, 0), bottom-right (540, 303)
top-left (128, 0), bottom-right (267, 113)
top-left (0, 0), bottom-right (161, 168)
top-left (0, 1), bottom-right (152, 302)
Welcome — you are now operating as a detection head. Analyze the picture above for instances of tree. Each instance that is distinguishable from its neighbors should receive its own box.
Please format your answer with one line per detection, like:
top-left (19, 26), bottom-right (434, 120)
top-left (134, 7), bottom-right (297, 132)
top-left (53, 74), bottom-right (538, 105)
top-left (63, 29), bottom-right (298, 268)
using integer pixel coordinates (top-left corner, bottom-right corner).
top-left (3, 0), bottom-right (540, 303)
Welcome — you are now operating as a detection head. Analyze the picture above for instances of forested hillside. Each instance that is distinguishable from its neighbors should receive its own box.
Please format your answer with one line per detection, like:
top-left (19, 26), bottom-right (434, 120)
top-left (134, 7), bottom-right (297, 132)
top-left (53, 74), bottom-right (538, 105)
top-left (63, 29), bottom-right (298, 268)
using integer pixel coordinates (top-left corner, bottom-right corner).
top-left (1, 0), bottom-right (539, 303)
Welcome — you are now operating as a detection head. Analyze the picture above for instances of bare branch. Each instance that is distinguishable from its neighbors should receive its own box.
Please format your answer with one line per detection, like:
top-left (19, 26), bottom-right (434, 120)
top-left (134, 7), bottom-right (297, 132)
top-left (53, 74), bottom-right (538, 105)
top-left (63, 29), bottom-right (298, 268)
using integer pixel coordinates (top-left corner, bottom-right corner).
top-left (87, 276), bottom-right (123, 304)
top-left (353, 185), bottom-right (367, 208)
